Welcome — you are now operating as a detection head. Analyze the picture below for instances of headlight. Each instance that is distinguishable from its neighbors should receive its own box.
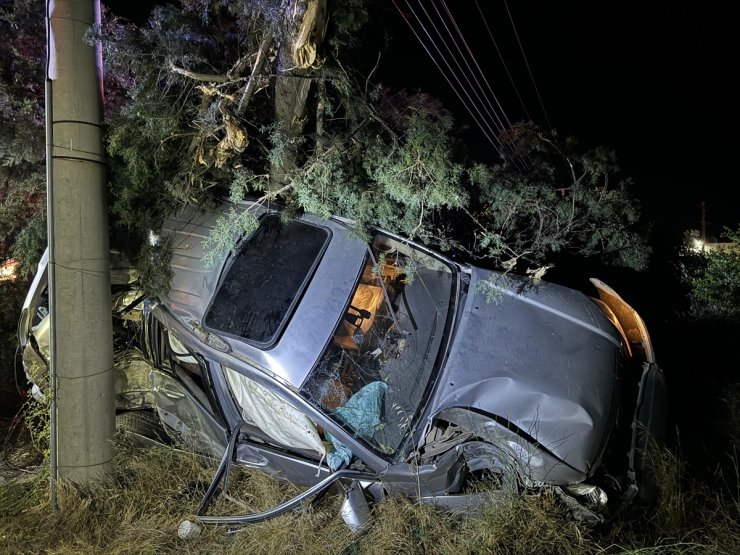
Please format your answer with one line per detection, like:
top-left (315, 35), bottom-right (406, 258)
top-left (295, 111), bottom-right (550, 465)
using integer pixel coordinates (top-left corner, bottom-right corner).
top-left (565, 483), bottom-right (608, 511)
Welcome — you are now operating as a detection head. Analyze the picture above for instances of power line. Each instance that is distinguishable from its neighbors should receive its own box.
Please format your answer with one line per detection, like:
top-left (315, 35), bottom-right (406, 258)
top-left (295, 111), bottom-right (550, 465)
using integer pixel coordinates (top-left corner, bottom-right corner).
top-left (440, 0), bottom-right (532, 168)
top-left (503, 0), bottom-right (552, 129)
top-left (394, 0), bottom-right (548, 172)
top-left (472, 0), bottom-right (533, 123)
top-left (431, 0), bottom-right (510, 133)
top-left (394, 0), bottom-right (504, 157)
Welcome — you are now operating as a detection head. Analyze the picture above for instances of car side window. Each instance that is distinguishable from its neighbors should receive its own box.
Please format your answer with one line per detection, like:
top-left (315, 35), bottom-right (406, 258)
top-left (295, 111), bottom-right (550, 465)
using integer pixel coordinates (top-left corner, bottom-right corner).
top-left (160, 329), bottom-right (220, 417)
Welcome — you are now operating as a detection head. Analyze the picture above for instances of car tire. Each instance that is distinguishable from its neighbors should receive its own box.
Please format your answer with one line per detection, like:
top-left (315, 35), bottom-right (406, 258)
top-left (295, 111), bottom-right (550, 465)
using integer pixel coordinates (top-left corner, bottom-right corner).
top-left (460, 441), bottom-right (520, 495)
top-left (116, 410), bottom-right (171, 445)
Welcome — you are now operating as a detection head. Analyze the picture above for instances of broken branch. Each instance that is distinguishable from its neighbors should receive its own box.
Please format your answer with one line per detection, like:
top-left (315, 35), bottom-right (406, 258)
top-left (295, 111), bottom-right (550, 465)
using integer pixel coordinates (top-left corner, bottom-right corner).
top-left (170, 63), bottom-right (230, 83)
top-left (237, 30), bottom-right (274, 115)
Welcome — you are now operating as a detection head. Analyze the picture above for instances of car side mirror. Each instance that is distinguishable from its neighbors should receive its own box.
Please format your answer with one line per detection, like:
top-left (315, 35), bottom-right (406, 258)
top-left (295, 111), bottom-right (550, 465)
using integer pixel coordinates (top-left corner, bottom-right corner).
top-left (339, 480), bottom-right (371, 533)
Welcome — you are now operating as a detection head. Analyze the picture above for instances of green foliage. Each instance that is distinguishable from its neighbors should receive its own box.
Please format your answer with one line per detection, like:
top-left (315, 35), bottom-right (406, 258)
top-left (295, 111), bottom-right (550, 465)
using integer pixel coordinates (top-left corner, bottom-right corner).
top-left (324, 0), bottom-right (370, 52)
top-left (474, 273), bottom-right (514, 304)
top-left (465, 124), bottom-right (648, 272)
top-left (0, 280), bottom-right (27, 417)
top-left (96, 1), bottom-right (647, 279)
top-left (136, 234), bottom-right (175, 300)
top-left (366, 114), bottom-right (467, 235)
top-left (0, 1), bottom-right (45, 412)
top-left (21, 394), bottom-right (52, 470)
top-left (201, 205), bottom-right (259, 268)
top-left (0, 1), bottom-right (46, 271)
top-left (291, 105), bottom-right (467, 238)
top-left (98, 4), bottom-right (242, 237)
top-left (10, 210), bottom-right (46, 276)
top-left (682, 226), bottom-right (740, 320)
top-left (199, 168), bottom-right (266, 268)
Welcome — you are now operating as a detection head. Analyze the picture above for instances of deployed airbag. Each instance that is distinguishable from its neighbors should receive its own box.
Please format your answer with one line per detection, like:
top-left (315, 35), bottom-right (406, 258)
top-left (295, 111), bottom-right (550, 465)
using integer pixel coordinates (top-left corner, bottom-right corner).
top-left (224, 366), bottom-right (326, 459)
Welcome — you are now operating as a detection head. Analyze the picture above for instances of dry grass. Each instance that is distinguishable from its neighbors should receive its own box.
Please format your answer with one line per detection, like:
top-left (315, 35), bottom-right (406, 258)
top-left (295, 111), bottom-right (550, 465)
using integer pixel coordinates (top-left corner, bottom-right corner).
top-left (0, 437), bottom-right (356, 555)
top-left (2, 431), bottom-right (739, 555)
top-left (596, 400), bottom-right (740, 555)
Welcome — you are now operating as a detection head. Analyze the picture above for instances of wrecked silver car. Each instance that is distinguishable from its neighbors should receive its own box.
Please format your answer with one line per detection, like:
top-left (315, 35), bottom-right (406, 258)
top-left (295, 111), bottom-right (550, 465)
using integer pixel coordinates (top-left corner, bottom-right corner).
top-left (19, 201), bottom-right (667, 527)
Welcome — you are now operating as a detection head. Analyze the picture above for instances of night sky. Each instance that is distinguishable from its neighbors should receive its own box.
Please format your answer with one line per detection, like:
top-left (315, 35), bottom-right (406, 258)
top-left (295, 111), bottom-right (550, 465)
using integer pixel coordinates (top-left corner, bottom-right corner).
top-left (105, 0), bottom-right (738, 240)
top-left (376, 1), bottom-right (738, 241)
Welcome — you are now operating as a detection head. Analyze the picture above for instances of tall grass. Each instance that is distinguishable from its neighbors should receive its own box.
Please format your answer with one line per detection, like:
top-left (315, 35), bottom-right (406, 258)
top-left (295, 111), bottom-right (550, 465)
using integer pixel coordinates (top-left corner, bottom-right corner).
top-left (3, 436), bottom-right (738, 555)
top-left (2, 385), bottom-right (739, 554)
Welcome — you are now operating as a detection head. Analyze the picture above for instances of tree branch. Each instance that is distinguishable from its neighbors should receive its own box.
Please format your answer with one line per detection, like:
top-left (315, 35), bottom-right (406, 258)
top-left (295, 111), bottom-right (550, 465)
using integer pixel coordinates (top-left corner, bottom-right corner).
top-left (170, 63), bottom-right (230, 83)
top-left (237, 30), bottom-right (274, 115)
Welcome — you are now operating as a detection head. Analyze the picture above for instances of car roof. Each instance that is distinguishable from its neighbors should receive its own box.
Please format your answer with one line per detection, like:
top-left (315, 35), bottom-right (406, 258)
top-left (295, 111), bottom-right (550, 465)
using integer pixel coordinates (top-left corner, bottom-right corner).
top-left (204, 214), bottom-right (332, 348)
top-left (160, 202), bottom-right (368, 389)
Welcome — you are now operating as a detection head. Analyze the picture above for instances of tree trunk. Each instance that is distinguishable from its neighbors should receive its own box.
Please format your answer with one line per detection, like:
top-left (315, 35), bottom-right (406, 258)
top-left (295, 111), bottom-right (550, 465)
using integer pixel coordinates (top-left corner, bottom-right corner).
top-left (270, 0), bottom-right (327, 192)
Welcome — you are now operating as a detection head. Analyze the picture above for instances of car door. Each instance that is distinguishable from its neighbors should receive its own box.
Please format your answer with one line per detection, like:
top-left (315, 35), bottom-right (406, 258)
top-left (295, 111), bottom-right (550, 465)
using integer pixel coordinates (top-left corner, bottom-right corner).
top-left (219, 362), bottom-right (336, 486)
top-left (143, 309), bottom-right (227, 458)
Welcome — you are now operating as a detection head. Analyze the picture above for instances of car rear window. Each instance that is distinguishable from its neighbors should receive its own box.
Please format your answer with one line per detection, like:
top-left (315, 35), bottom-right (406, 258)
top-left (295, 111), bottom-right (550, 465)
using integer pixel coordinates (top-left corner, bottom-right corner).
top-left (204, 214), bottom-right (329, 346)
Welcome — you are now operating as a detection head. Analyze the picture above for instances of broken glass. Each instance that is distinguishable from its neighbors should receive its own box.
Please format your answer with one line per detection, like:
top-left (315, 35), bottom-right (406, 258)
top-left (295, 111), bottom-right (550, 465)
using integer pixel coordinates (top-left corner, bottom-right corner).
top-left (301, 234), bottom-right (454, 457)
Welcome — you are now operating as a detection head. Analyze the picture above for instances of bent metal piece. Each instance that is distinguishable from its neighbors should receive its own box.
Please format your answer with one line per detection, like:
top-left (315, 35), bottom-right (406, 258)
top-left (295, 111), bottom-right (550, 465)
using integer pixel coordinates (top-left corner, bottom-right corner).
top-left (194, 470), bottom-right (376, 526)
top-left (196, 423), bottom-right (242, 516)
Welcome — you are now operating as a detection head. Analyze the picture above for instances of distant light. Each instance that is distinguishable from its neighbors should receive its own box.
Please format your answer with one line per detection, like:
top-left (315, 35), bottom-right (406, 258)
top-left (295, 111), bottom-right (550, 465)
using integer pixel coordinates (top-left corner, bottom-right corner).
top-left (148, 230), bottom-right (161, 247)
top-left (692, 238), bottom-right (704, 252)
top-left (0, 259), bottom-right (19, 283)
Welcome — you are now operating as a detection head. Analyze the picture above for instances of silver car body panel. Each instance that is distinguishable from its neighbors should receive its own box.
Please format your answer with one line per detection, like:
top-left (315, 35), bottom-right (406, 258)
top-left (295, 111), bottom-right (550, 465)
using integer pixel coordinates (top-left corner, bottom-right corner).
top-left (426, 266), bottom-right (625, 478)
top-left (161, 205), bottom-right (367, 389)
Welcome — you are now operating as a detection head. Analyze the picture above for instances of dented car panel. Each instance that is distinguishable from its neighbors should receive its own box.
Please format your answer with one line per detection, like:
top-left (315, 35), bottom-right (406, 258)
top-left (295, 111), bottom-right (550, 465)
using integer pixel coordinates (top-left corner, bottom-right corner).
top-left (19, 200), bottom-right (667, 525)
top-left (424, 266), bottom-right (624, 482)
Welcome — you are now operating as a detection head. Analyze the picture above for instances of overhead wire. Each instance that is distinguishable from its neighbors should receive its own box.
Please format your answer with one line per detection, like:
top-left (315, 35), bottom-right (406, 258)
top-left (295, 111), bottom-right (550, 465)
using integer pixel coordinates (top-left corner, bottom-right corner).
top-left (426, 0), bottom-right (509, 134)
top-left (439, 0), bottom-right (532, 168)
top-left (392, 0), bottom-right (505, 158)
top-left (415, 0), bottom-right (521, 166)
top-left (411, 0), bottom-right (537, 171)
top-left (395, 0), bottom-right (544, 172)
top-left (472, 0), bottom-right (533, 123)
top-left (503, 0), bottom-right (553, 130)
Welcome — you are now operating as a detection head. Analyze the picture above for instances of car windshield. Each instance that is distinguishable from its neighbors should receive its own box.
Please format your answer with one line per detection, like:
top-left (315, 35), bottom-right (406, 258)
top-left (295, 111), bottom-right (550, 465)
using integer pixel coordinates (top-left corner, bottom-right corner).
top-left (300, 234), bottom-right (454, 456)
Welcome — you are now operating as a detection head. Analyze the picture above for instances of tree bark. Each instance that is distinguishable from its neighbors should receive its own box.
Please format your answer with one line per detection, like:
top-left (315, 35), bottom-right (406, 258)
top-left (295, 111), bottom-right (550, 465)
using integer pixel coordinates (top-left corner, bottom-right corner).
top-left (270, 0), bottom-right (327, 192)
top-left (237, 30), bottom-right (274, 115)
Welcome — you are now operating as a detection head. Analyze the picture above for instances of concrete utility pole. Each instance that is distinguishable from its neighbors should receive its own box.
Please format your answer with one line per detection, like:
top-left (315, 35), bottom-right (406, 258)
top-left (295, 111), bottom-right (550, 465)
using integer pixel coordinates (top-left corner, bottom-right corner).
top-left (47, 0), bottom-right (114, 486)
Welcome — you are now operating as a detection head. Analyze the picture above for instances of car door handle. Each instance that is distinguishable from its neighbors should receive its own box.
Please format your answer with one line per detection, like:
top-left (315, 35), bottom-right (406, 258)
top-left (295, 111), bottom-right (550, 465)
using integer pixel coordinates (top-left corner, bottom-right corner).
top-left (236, 452), bottom-right (269, 468)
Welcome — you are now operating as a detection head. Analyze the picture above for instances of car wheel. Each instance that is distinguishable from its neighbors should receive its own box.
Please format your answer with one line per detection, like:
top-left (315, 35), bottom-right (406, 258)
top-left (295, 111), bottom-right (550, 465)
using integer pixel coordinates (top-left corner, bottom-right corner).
top-left (460, 441), bottom-right (520, 495)
top-left (116, 410), bottom-right (171, 445)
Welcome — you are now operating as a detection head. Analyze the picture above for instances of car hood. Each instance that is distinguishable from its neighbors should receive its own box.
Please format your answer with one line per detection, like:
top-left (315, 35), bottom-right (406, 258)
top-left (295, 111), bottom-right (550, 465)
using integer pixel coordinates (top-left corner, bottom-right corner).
top-left (427, 267), bottom-right (625, 475)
